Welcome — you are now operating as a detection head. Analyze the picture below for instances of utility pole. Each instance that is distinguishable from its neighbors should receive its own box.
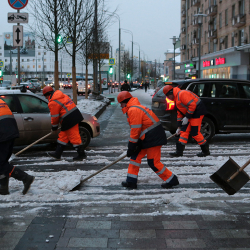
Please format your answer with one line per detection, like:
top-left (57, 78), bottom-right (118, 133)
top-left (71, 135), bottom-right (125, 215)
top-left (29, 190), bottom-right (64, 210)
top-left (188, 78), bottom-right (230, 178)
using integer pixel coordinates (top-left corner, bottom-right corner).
top-left (93, 0), bottom-right (98, 94)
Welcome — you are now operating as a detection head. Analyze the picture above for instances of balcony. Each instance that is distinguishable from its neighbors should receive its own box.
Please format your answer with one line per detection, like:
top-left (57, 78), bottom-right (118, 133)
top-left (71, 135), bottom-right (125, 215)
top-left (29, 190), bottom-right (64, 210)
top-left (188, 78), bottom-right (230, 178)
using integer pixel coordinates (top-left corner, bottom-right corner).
top-left (192, 17), bottom-right (199, 27)
top-left (208, 29), bottom-right (217, 39)
top-left (181, 44), bottom-right (186, 50)
top-left (181, 27), bottom-right (186, 34)
top-left (232, 14), bottom-right (246, 28)
top-left (192, 0), bottom-right (200, 7)
top-left (182, 9), bottom-right (186, 17)
top-left (206, 5), bottom-right (217, 16)
top-left (192, 38), bottom-right (199, 45)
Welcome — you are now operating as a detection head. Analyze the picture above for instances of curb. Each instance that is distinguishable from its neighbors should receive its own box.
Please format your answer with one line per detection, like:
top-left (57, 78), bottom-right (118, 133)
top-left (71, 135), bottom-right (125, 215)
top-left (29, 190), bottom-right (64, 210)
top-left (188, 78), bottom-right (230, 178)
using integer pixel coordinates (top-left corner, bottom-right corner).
top-left (94, 99), bottom-right (112, 119)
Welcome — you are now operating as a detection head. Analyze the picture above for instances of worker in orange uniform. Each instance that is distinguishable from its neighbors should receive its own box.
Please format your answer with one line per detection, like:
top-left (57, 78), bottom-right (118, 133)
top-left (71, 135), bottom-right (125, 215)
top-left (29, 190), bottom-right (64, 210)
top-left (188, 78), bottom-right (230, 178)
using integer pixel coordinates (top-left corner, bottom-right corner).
top-left (117, 91), bottom-right (179, 189)
top-left (43, 86), bottom-right (86, 161)
top-left (163, 85), bottom-right (210, 157)
top-left (0, 99), bottom-right (34, 195)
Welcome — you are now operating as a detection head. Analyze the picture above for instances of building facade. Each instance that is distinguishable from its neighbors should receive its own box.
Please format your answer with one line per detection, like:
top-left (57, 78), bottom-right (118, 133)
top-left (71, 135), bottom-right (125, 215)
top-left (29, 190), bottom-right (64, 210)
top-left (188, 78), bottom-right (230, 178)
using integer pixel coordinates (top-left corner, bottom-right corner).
top-left (0, 32), bottom-right (92, 82)
top-left (180, 0), bottom-right (250, 79)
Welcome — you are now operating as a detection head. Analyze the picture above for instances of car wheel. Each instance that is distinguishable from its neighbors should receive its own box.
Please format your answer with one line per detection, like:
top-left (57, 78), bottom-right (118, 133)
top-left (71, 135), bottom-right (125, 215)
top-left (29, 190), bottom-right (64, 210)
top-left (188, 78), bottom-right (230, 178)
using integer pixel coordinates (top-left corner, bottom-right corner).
top-left (201, 117), bottom-right (215, 142)
top-left (79, 126), bottom-right (91, 149)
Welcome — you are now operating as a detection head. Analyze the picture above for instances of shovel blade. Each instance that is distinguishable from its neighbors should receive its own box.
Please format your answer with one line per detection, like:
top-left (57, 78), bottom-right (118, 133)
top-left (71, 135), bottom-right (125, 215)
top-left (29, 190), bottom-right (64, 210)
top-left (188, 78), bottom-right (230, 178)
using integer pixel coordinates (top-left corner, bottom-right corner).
top-left (210, 157), bottom-right (250, 195)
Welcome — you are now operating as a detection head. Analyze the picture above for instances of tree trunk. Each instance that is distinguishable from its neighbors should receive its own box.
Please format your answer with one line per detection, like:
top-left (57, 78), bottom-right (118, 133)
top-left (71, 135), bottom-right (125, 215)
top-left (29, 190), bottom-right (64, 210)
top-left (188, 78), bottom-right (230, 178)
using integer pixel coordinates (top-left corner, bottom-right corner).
top-left (85, 68), bottom-right (88, 99)
top-left (54, 61), bottom-right (59, 90)
top-left (72, 66), bottom-right (77, 104)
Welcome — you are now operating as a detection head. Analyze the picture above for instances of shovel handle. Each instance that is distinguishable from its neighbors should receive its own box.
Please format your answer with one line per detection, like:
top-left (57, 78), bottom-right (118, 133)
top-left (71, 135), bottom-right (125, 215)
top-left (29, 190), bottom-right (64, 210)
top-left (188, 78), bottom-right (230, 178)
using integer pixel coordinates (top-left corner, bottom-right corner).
top-left (15, 132), bottom-right (53, 156)
top-left (81, 154), bottom-right (127, 183)
top-left (227, 158), bottom-right (250, 182)
top-left (167, 133), bottom-right (177, 140)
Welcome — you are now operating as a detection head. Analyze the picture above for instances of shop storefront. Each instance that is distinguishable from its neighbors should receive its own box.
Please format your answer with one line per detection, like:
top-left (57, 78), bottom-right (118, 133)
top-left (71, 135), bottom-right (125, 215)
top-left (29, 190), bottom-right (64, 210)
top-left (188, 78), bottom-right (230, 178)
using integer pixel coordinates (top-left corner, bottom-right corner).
top-left (198, 48), bottom-right (250, 80)
top-left (184, 62), bottom-right (196, 78)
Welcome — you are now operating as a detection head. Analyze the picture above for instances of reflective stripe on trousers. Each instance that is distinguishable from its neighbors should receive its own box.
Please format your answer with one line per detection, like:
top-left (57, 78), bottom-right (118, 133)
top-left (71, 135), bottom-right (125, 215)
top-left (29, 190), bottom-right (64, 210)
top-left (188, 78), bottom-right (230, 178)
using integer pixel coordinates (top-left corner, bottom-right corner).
top-left (126, 145), bottom-right (173, 184)
top-left (179, 115), bottom-right (206, 145)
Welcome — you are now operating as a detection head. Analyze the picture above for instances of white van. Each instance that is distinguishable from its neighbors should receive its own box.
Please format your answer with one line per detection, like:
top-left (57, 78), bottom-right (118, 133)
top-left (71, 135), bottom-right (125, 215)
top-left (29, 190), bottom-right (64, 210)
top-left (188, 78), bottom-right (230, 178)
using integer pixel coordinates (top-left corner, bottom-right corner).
top-left (77, 81), bottom-right (91, 95)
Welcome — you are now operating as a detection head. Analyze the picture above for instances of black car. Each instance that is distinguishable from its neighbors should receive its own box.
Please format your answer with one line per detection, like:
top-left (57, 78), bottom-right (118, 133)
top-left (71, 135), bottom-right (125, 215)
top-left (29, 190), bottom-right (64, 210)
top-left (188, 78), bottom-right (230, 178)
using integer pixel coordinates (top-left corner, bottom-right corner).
top-left (152, 79), bottom-right (250, 141)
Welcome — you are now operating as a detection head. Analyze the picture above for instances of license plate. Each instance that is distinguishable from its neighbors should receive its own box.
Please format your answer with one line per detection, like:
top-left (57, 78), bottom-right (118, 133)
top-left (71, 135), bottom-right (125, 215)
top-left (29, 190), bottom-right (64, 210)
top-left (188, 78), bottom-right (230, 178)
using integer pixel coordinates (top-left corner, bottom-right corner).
top-left (153, 102), bottom-right (159, 107)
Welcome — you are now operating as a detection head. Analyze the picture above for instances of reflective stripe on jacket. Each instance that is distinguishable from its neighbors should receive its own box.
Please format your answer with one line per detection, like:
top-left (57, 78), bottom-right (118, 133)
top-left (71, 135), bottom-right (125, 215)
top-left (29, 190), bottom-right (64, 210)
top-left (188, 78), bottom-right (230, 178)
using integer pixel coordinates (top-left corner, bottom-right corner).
top-left (0, 99), bottom-right (19, 142)
top-left (48, 90), bottom-right (83, 131)
top-left (173, 87), bottom-right (207, 126)
top-left (122, 97), bottom-right (167, 149)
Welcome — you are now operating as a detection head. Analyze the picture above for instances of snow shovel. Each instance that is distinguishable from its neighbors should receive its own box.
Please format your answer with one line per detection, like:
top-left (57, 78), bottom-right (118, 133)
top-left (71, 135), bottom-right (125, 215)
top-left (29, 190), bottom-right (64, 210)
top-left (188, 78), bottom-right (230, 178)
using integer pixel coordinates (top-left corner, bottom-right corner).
top-left (70, 133), bottom-right (177, 191)
top-left (10, 131), bottom-right (53, 161)
top-left (210, 157), bottom-right (250, 195)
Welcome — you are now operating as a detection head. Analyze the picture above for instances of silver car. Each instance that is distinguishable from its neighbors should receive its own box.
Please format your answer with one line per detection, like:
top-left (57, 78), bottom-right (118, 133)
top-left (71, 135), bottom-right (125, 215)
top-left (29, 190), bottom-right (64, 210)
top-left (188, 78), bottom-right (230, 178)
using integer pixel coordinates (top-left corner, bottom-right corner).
top-left (0, 89), bottom-right (100, 148)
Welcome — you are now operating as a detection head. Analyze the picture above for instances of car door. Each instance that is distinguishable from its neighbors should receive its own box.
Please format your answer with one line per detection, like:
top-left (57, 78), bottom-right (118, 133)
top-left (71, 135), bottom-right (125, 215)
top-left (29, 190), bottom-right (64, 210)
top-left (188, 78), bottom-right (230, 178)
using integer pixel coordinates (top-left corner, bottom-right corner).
top-left (0, 94), bottom-right (26, 145)
top-left (16, 94), bottom-right (56, 143)
top-left (238, 82), bottom-right (250, 128)
top-left (208, 81), bottom-right (248, 130)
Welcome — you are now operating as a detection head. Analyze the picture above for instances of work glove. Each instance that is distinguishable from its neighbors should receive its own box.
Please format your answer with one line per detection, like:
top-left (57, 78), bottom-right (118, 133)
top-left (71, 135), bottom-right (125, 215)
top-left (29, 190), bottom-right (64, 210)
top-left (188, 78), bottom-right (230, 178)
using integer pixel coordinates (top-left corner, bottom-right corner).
top-left (176, 127), bottom-right (181, 136)
top-left (51, 126), bottom-right (58, 131)
top-left (182, 117), bottom-right (189, 125)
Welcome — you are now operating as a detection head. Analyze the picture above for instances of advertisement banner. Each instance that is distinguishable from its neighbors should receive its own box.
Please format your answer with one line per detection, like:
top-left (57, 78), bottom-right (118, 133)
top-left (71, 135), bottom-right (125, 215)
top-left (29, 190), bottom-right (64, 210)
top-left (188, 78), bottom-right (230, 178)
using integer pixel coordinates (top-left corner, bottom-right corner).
top-left (4, 32), bottom-right (35, 57)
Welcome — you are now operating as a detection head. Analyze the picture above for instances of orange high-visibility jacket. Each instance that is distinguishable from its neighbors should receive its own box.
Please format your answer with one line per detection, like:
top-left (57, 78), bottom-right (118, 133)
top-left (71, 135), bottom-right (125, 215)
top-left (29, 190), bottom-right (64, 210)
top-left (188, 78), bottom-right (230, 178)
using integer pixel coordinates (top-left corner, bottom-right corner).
top-left (173, 87), bottom-right (207, 126)
top-left (0, 99), bottom-right (19, 142)
top-left (48, 90), bottom-right (83, 131)
top-left (122, 97), bottom-right (167, 149)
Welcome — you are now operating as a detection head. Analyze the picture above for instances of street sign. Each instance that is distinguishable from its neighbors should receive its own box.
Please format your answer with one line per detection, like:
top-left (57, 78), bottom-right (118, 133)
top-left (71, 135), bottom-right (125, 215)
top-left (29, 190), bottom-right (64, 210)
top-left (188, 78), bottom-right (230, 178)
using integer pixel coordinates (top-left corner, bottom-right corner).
top-left (8, 12), bottom-right (28, 23)
top-left (8, 0), bottom-right (28, 10)
top-left (0, 61), bottom-right (4, 67)
top-left (109, 58), bottom-right (115, 65)
top-left (67, 73), bottom-right (71, 77)
top-left (13, 25), bottom-right (23, 47)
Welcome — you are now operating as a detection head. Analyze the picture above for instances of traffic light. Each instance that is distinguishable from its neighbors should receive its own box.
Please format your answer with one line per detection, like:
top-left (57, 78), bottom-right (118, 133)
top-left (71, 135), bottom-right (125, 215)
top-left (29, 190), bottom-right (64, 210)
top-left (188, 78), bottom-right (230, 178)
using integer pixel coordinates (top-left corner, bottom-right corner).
top-left (56, 34), bottom-right (63, 44)
top-left (0, 70), bottom-right (2, 77)
top-left (127, 73), bottom-right (130, 79)
top-left (109, 66), bottom-right (113, 74)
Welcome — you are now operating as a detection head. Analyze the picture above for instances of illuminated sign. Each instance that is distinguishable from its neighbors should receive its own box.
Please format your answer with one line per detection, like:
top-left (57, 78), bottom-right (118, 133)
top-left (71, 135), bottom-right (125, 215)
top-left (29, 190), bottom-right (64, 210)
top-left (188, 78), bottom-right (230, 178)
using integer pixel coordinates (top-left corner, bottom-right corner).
top-left (203, 57), bottom-right (226, 67)
top-left (185, 63), bottom-right (194, 68)
top-left (175, 66), bottom-right (181, 70)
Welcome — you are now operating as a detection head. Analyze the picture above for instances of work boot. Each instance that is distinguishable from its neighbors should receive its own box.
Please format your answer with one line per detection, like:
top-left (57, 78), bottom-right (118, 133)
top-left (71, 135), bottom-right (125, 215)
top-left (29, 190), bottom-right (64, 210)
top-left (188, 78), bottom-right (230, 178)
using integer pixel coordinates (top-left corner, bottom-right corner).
top-left (169, 142), bottom-right (185, 157)
top-left (122, 181), bottom-right (137, 189)
top-left (47, 143), bottom-right (64, 160)
top-left (161, 175), bottom-right (179, 189)
top-left (73, 146), bottom-right (87, 161)
top-left (0, 177), bottom-right (10, 195)
top-left (11, 167), bottom-right (35, 195)
top-left (197, 142), bottom-right (210, 157)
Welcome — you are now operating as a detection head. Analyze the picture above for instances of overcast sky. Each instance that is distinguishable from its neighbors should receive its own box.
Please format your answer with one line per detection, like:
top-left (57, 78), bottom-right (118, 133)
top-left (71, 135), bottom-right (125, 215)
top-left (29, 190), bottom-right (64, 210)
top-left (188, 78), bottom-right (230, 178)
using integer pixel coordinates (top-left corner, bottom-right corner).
top-left (1, 0), bottom-right (180, 62)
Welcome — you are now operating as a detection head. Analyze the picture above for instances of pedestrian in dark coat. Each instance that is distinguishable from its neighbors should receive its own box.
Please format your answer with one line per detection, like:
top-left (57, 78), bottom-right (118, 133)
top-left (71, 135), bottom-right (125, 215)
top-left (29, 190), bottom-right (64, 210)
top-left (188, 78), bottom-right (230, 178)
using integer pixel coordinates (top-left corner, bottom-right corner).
top-left (121, 80), bottom-right (131, 91)
top-left (0, 99), bottom-right (35, 195)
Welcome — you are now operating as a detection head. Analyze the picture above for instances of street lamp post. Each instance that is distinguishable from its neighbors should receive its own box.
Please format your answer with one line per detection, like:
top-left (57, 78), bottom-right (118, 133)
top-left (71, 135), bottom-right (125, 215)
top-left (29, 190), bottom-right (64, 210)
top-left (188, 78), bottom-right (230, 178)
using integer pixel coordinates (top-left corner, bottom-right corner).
top-left (194, 10), bottom-right (207, 78)
top-left (121, 28), bottom-right (133, 83)
top-left (170, 36), bottom-right (177, 80)
top-left (134, 42), bottom-right (140, 83)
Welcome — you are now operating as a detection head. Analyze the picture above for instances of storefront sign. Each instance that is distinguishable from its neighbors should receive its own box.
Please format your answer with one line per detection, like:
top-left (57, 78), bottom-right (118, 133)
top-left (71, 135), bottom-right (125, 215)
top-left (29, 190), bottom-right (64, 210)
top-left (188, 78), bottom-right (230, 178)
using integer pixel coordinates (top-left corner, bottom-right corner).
top-left (203, 57), bottom-right (226, 67)
top-left (185, 63), bottom-right (194, 68)
top-left (175, 65), bottom-right (181, 70)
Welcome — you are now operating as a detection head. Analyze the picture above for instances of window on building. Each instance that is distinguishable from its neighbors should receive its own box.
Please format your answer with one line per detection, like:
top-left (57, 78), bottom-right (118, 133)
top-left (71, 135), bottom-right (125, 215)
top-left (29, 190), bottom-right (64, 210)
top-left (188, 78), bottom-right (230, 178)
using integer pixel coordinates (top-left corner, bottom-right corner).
top-left (38, 65), bottom-right (41, 68)
top-left (232, 4), bottom-right (235, 18)
top-left (38, 46), bottom-right (41, 49)
top-left (27, 59), bottom-right (30, 62)
top-left (225, 9), bottom-right (228, 25)
top-left (22, 59), bottom-right (24, 62)
top-left (44, 52), bottom-right (46, 55)
top-left (38, 52), bottom-right (41, 55)
top-left (0, 53), bottom-right (2, 56)
top-left (0, 46), bottom-right (1, 49)
top-left (219, 13), bottom-right (222, 28)
top-left (27, 65), bottom-right (30, 68)
top-left (33, 65), bottom-right (35, 68)
top-left (5, 59), bottom-right (7, 62)
top-left (239, 0), bottom-right (245, 15)
top-left (232, 34), bottom-right (235, 46)
top-left (44, 65), bottom-right (46, 68)
top-left (225, 36), bottom-right (228, 49)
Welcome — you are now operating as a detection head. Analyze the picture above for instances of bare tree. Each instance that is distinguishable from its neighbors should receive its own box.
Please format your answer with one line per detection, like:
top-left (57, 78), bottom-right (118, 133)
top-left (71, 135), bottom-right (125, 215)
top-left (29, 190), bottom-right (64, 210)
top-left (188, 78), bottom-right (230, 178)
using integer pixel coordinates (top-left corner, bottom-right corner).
top-left (29, 0), bottom-right (66, 90)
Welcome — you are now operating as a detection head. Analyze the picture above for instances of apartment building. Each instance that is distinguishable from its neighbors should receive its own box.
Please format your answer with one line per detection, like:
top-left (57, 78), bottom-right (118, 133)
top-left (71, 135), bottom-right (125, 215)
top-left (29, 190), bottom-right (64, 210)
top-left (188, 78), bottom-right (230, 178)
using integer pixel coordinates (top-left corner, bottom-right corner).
top-left (180, 0), bottom-right (250, 79)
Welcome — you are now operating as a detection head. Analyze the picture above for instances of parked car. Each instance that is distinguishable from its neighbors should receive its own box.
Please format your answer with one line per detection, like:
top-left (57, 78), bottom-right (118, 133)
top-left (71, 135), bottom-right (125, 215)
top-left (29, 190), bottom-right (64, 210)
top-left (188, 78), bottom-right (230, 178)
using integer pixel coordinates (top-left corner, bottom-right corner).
top-left (77, 81), bottom-right (91, 95)
top-left (0, 80), bottom-right (12, 89)
top-left (32, 82), bottom-right (41, 92)
top-left (20, 82), bottom-right (37, 93)
top-left (63, 82), bottom-right (72, 89)
top-left (0, 89), bottom-right (100, 148)
top-left (152, 78), bottom-right (250, 142)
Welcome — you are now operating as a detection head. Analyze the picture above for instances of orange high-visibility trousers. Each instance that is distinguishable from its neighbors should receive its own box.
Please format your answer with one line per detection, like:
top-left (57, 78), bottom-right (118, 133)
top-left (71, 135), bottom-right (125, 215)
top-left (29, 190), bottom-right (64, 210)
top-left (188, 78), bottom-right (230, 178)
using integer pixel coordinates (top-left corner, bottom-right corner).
top-left (57, 124), bottom-right (82, 147)
top-left (179, 115), bottom-right (206, 145)
top-left (126, 145), bottom-right (173, 184)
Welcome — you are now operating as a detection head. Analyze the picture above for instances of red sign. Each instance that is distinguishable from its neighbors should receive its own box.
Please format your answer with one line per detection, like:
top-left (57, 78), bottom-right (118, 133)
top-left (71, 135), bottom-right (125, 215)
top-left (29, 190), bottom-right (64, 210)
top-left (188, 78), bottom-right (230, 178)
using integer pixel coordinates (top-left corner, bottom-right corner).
top-left (8, 0), bottom-right (28, 10)
top-left (203, 60), bottom-right (211, 67)
top-left (215, 57), bottom-right (226, 65)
